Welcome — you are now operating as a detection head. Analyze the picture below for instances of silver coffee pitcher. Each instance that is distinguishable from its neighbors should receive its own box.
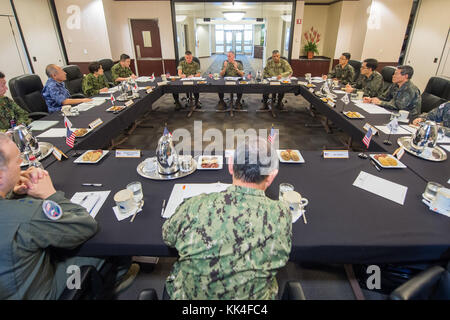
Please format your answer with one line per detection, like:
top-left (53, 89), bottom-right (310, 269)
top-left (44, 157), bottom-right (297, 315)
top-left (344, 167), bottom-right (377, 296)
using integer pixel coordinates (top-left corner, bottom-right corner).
top-left (156, 133), bottom-right (179, 175)
top-left (8, 125), bottom-right (40, 157)
top-left (411, 120), bottom-right (438, 153)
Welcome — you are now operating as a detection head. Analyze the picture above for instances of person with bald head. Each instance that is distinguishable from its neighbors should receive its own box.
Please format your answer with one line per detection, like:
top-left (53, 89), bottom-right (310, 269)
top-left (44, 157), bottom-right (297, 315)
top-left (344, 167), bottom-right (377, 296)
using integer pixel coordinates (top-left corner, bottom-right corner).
top-left (42, 64), bottom-right (92, 113)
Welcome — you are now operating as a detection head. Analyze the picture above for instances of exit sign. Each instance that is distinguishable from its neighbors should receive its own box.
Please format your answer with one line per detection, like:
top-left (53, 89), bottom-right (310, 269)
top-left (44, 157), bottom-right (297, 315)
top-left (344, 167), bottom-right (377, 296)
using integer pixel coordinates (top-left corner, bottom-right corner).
top-left (297, 19), bottom-right (302, 24)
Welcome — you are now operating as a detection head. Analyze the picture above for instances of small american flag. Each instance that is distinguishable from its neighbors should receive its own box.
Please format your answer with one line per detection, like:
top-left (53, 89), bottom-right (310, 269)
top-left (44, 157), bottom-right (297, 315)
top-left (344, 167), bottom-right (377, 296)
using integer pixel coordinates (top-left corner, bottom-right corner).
top-left (362, 127), bottom-right (373, 149)
top-left (133, 82), bottom-right (138, 91)
top-left (268, 126), bottom-right (276, 144)
top-left (66, 127), bottom-right (75, 148)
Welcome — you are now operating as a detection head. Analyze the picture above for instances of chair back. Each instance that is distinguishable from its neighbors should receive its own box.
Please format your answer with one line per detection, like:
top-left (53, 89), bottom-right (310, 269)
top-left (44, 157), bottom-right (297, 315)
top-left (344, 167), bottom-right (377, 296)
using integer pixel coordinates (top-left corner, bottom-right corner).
top-left (99, 58), bottom-right (114, 83)
top-left (348, 60), bottom-right (361, 82)
top-left (422, 76), bottom-right (450, 113)
top-left (62, 65), bottom-right (84, 96)
top-left (8, 74), bottom-right (48, 113)
top-left (381, 66), bottom-right (396, 97)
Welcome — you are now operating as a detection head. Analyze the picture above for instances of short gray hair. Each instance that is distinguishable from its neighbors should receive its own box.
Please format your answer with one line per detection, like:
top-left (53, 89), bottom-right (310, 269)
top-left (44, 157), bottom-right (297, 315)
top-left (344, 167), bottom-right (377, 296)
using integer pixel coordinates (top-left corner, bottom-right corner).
top-left (45, 64), bottom-right (59, 78)
top-left (233, 136), bottom-right (278, 183)
top-left (272, 50), bottom-right (280, 55)
top-left (397, 65), bottom-right (414, 79)
top-left (0, 133), bottom-right (12, 168)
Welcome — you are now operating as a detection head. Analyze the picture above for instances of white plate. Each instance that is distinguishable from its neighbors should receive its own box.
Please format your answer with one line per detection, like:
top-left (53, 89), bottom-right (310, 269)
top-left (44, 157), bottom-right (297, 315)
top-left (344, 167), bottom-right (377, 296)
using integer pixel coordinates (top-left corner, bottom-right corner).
top-left (343, 111), bottom-right (365, 119)
top-left (74, 150), bottom-right (109, 164)
top-left (277, 150), bottom-right (305, 163)
top-left (73, 128), bottom-right (92, 138)
top-left (369, 154), bottom-right (407, 169)
top-left (197, 155), bottom-right (223, 170)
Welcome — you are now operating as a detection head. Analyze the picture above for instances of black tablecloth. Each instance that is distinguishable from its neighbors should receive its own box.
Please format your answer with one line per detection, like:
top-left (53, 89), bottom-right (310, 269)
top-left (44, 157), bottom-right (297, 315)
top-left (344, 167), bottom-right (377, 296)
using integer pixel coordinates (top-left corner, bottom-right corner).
top-left (46, 151), bottom-right (450, 264)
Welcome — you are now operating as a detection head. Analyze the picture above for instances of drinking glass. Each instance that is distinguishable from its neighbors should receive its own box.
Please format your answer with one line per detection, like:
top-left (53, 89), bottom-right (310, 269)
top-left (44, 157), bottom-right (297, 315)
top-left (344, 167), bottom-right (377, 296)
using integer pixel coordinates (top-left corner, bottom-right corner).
top-left (279, 183), bottom-right (294, 200)
top-left (423, 182), bottom-right (442, 201)
top-left (127, 181), bottom-right (143, 203)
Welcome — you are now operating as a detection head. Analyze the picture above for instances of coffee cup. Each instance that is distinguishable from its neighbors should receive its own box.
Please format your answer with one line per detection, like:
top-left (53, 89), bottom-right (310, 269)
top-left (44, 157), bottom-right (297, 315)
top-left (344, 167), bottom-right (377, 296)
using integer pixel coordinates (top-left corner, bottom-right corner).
top-left (333, 79), bottom-right (339, 87)
top-left (356, 90), bottom-right (364, 100)
top-left (282, 190), bottom-right (308, 212)
top-left (114, 189), bottom-right (136, 214)
top-left (430, 187), bottom-right (450, 215)
top-left (399, 110), bottom-right (409, 121)
top-left (161, 74), bottom-right (167, 81)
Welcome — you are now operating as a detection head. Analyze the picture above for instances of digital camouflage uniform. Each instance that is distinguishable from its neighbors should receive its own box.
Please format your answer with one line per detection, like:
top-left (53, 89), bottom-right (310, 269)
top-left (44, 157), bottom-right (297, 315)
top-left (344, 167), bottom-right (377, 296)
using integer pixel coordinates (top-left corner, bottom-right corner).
top-left (328, 63), bottom-right (355, 85)
top-left (219, 60), bottom-right (244, 103)
top-left (0, 191), bottom-right (102, 299)
top-left (378, 80), bottom-right (422, 119)
top-left (421, 102), bottom-right (450, 128)
top-left (174, 60), bottom-right (201, 103)
top-left (111, 63), bottom-right (133, 83)
top-left (353, 71), bottom-right (383, 98)
top-left (263, 59), bottom-right (293, 105)
top-left (162, 185), bottom-right (292, 300)
top-left (0, 96), bottom-right (31, 131)
top-left (82, 73), bottom-right (109, 97)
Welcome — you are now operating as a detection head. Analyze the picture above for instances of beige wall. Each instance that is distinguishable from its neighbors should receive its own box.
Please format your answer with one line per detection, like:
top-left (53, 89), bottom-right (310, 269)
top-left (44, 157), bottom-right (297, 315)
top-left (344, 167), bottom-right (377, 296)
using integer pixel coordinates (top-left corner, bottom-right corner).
top-left (301, 5), bottom-right (328, 56)
top-left (265, 17), bottom-right (283, 62)
top-left (334, 1), bottom-right (359, 60)
top-left (291, 1), bottom-right (305, 59)
top-left (0, 0), bottom-right (13, 15)
top-left (102, 0), bottom-right (175, 60)
top-left (55, 0), bottom-right (112, 62)
top-left (196, 24), bottom-right (210, 58)
top-left (405, 0), bottom-right (450, 91)
top-left (322, 1), bottom-right (342, 59)
top-left (361, 0), bottom-right (413, 62)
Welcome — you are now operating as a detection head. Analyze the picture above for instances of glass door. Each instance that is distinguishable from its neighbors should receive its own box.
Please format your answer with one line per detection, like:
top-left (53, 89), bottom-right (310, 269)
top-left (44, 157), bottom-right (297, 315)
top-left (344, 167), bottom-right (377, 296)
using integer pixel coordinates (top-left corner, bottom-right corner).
top-left (225, 31), bottom-right (233, 53)
top-left (235, 31), bottom-right (243, 55)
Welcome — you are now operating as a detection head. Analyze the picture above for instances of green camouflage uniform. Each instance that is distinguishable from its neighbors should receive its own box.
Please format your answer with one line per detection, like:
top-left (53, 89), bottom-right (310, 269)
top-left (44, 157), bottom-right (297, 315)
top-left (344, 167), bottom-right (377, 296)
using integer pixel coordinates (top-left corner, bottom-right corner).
top-left (111, 62), bottom-right (133, 82)
top-left (162, 185), bottom-right (292, 300)
top-left (328, 63), bottom-right (355, 85)
top-left (82, 73), bottom-right (109, 97)
top-left (0, 96), bottom-right (31, 131)
top-left (177, 60), bottom-right (201, 76)
top-left (379, 80), bottom-right (422, 119)
top-left (221, 60), bottom-right (244, 77)
top-left (263, 59), bottom-right (293, 78)
top-left (353, 71), bottom-right (383, 97)
top-left (0, 191), bottom-right (102, 299)
top-left (421, 102), bottom-right (450, 128)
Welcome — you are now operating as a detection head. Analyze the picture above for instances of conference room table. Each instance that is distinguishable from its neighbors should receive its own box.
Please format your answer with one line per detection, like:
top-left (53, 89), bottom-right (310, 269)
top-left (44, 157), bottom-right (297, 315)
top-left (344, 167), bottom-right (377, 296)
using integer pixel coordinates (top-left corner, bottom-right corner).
top-left (45, 150), bottom-right (450, 265)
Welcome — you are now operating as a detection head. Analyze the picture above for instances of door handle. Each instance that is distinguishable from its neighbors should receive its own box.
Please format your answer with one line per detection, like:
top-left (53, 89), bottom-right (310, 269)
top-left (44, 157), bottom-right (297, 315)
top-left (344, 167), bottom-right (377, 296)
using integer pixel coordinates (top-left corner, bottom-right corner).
top-left (136, 45), bottom-right (141, 59)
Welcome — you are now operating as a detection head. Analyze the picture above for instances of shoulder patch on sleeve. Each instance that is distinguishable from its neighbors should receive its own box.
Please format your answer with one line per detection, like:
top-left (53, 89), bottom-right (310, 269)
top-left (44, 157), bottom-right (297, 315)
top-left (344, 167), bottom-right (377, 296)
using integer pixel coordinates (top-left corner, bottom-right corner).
top-left (42, 200), bottom-right (63, 220)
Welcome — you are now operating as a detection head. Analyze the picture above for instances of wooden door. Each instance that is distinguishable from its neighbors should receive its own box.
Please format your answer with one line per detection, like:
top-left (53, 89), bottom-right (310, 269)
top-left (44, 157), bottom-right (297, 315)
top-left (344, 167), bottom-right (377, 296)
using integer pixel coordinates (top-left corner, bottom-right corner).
top-left (130, 19), bottom-right (164, 76)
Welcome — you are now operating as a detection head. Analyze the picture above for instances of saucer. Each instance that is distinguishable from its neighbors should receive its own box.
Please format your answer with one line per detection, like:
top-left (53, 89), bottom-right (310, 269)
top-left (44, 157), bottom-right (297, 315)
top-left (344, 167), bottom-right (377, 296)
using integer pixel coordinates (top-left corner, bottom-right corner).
top-left (422, 193), bottom-right (433, 202)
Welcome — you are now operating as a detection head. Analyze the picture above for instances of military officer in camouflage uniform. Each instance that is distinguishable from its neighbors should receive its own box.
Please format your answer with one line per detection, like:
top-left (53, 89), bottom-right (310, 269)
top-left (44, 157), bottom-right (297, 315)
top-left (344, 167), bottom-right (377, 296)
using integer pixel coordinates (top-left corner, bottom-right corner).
top-left (413, 102), bottom-right (449, 128)
top-left (162, 137), bottom-right (292, 300)
top-left (218, 51), bottom-right (245, 110)
top-left (0, 71), bottom-right (31, 131)
top-left (323, 52), bottom-right (355, 85)
top-left (366, 65), bottom-right (422, 120)
top-left (173, 51), bottom-right (201, 111)
top-left (82, 62), bottom-right (109, 97)
top-left (262, 50), bottom-right (293, 110)
top-left (346, 58), bottom-right (383, 97)
top-left (111, 54), bottom-right (137, 83)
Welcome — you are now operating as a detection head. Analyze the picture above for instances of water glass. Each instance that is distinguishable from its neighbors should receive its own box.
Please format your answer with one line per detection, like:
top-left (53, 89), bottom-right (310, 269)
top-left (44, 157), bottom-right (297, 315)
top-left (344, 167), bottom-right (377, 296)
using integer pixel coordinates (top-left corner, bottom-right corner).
top-left (127, 181), bottom-right (143, 203)
top-left (279, 183), bottom-right (294, 200)
top-left (423, 182), bottom-right (442, 201)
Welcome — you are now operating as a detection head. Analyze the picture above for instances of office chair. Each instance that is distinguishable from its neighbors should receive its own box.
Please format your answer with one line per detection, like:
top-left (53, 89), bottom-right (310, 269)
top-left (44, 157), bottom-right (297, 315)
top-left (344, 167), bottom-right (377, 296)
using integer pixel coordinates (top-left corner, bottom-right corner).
top-left (380, 66), bottom-right (396, 97)
top-left (8, 74), bottom-right (49, 119)
top-left (421, 76), bottom-right (450, 113)
top-left (62, 65), bottom-right (86, 98)
top-left (348, 60), bottom-right (362, 82)
top-left (390, 264), bottom-right (450, 300)
top-left (98, 58), bottom-right (115, 86)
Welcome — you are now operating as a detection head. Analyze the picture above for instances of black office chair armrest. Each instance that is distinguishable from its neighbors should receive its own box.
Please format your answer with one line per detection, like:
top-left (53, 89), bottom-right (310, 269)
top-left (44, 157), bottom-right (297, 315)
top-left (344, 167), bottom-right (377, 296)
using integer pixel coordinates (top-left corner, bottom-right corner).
top-left (138, 288), bottom-right (159, 300)
top-left (59, 265), bottom-right (103, 300)
top-left (390, 266), bottom-right (446, 300)
top-left (71, 93), bottom-right (86, 99)
top-left (281, 281), bottom-right (306, 300)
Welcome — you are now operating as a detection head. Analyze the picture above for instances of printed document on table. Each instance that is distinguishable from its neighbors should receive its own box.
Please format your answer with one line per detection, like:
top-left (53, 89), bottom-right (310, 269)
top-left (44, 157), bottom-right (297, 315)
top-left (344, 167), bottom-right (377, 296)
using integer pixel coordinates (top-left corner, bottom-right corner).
top-left (29, 120), bottom-right (59, 131)
top-left (163, 183), bottom-right (231, 219)
top-left (71, 191), bottom-right (111, 219)
top-left (181, 77), bottom-right (205, 81)
top-left (136, 76), bottom-right (152, 82)
top-left (375, 125), bottom-right (412, 135)
top-left (354, 102), bottom-right (392, 114)
top-left (353, 171), bottom-right (407, 205)
top-left (224, 77), bottom-right (240, 81)
top-left (37, 128), bottom-right (67, 138)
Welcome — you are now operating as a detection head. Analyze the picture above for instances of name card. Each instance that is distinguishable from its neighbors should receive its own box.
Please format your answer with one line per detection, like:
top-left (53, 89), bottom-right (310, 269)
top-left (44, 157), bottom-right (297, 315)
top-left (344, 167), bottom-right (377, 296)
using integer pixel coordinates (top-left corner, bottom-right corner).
top-left (89, 118), bottom-right (103, 129)
top-left (393, 146), bottom-right (405, 160)
top-left (309, 88), bottom-right (314, 93)
top-left (363, 123), bottom-right (379, 135)
top-left (157, 81), bottom-right (167, 86)
top-left (225, 81), bottom-right (236, 85)
top-left (52, 146), bottom-right (68, 161)
top-left (125, 100), bottom-right (134, 107)
top-left (115, 149), bottom-right (141, 158)
top-left (327, 101), bottom-right (335, 108)
top-left (270, 82), bottom-right (281, 86)
top-left (322, 150), bottom-right (349, 159)
top-left (146, 88), bottom-right (153, 94)
top-left (183, 81), bottom-right (194, 85)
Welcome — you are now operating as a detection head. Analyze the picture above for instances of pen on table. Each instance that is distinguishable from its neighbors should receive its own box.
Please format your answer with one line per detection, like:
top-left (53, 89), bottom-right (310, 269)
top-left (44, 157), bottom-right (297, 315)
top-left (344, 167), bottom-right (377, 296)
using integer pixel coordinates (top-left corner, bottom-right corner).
top-left (161, 199), bottom-right (166, 217)
top-left (370, 160), bottom-right (381, 172)
top-left (82, 183), bottom-right (103, 187)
